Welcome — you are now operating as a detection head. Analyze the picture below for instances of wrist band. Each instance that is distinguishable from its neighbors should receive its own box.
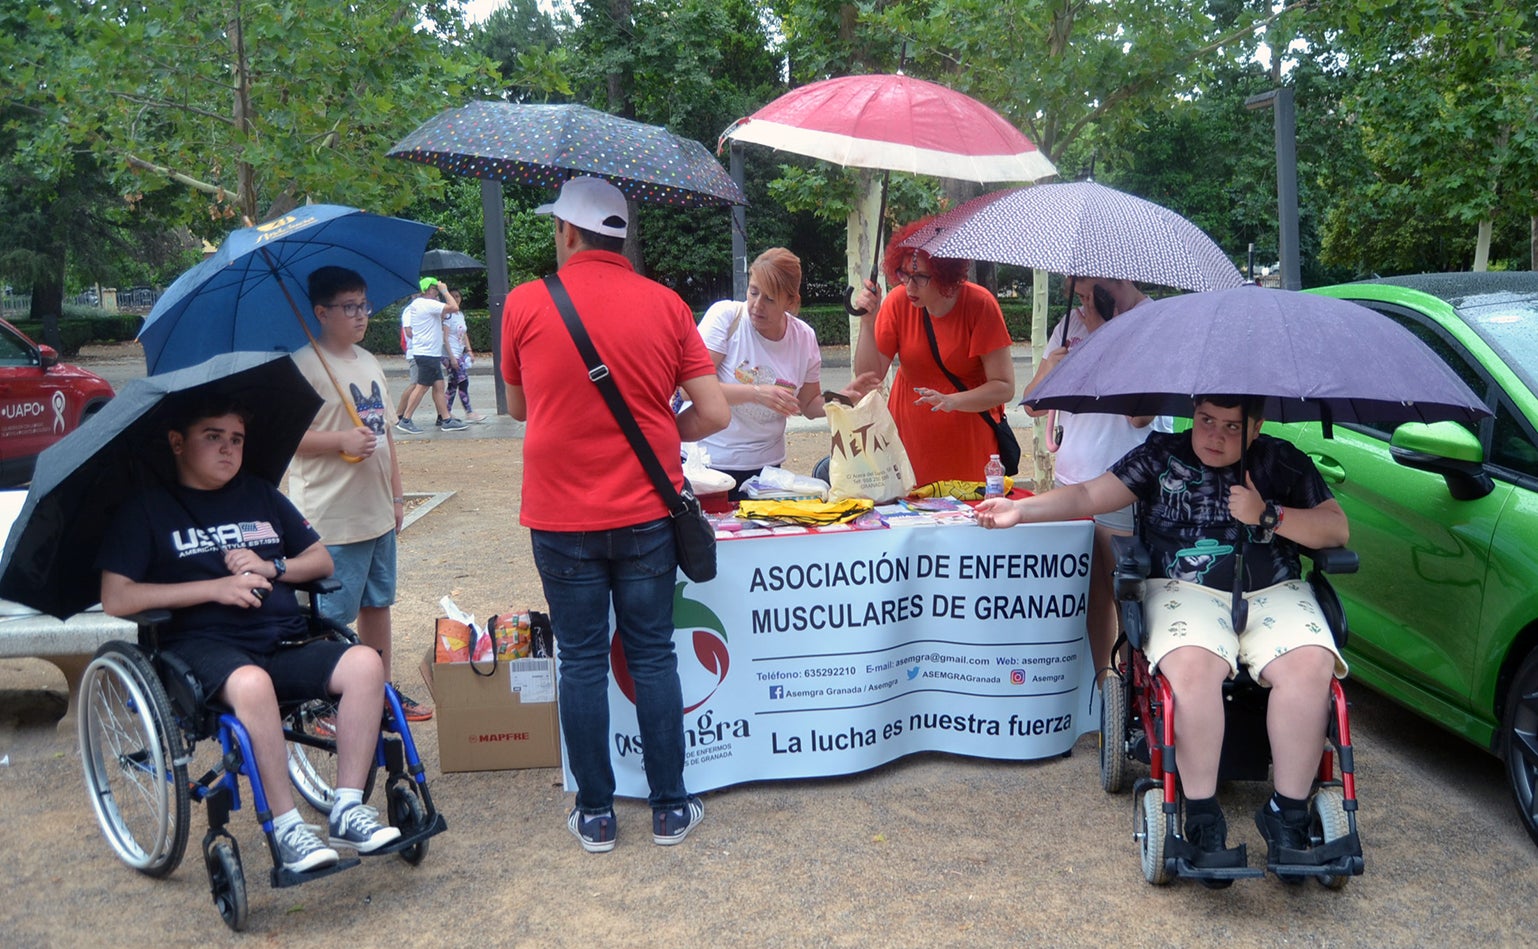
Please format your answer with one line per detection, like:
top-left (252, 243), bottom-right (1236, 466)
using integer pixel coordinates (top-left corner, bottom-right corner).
top-left (393, 496), bottom-right (405, 504)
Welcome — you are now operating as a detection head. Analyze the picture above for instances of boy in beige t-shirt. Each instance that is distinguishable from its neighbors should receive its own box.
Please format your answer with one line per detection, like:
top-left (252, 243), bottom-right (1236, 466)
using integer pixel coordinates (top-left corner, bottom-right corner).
top-left (287, 265), bottom-right (431, 721)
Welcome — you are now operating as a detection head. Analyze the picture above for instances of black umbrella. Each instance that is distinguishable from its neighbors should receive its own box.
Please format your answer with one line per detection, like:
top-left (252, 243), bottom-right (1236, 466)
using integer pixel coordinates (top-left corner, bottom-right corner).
top-left (387, 101), bottom-right (747, 208)
top-left (420, 249), bottom-right (486, 278)
top-left (0, 352), bottom-right (323, 620)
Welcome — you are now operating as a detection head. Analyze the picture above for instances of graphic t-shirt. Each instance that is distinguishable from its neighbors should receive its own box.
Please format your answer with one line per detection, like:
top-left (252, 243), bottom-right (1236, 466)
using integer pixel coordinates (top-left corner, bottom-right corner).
top-left (95, 475), bottom-right (321, 648)
top-left (696, 299), bottom-right (822, 469)
top-left (287, 344), bottom-right (395, 545)
top-left (1110, 431), bottom-right (1335, 592)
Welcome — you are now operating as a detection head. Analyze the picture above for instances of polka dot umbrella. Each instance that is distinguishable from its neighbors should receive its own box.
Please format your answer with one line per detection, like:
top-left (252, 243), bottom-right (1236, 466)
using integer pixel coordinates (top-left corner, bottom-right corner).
top-left (387, 101), bottom-right (746, 207)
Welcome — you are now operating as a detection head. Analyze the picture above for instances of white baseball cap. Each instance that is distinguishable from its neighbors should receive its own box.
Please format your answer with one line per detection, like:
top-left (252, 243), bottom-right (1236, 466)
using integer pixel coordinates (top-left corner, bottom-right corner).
top-left (535, 176), bottom-right (628, 238)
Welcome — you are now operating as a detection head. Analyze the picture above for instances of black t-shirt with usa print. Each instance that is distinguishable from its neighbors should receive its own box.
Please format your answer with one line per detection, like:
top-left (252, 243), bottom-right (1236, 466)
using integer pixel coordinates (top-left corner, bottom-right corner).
top-left (96, 474), bottom-right (320, 648)
top-left (1110, 431), bottom-right (1334, 593)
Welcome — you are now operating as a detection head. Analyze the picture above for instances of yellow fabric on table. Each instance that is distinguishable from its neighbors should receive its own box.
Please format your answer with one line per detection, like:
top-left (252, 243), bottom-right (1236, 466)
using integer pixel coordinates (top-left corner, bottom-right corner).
top-left (909, 477), bottom-right (1014, 500)
top-left (735, 498), bottom-right (875, 525)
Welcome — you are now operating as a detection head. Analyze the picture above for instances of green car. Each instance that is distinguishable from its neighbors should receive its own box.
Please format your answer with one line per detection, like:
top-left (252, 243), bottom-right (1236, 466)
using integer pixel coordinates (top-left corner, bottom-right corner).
top-left (1266, 273), bottom-right (1538, 846)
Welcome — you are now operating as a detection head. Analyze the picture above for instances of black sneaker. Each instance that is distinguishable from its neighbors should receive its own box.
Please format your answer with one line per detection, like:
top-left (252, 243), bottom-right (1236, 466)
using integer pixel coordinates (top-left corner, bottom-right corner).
top-left (1184, 811), bottom-right (1234, 890)
top-left (1255, 800), bottom-right (1312, 881)
top-left (568, 808), bottom-right (617, 853)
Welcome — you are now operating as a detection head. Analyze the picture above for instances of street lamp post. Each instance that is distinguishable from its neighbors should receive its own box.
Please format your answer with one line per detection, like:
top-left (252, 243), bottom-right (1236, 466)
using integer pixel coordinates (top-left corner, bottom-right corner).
top-left (1245, 88), bottom-right (1301, 291)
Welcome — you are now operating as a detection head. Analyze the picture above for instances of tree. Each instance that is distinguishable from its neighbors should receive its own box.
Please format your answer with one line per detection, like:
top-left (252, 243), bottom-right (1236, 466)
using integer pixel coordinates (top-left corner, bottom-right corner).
top-left (6, 1), bottom-right (499, 236)
top-left (1304, 0), bottom-right (1538, 272)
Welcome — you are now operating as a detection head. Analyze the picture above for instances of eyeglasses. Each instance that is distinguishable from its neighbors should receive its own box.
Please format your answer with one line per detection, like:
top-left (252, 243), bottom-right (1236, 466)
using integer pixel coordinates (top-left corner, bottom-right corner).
top-left (894, 268), bottom-right (932, 289)
top-left (323, 302), bottom-right (373, 319)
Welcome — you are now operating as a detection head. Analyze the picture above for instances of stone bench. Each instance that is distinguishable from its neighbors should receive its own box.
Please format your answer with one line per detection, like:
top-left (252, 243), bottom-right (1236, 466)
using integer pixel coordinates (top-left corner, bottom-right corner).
top-left (0, 606), bottom-right (138, 733)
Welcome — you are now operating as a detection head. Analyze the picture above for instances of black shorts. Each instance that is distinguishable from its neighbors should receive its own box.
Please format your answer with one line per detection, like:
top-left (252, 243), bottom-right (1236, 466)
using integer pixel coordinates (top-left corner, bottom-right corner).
top-left (411, 354), bottom-right (444, 385)
top-left (164, 637), bottom-right (354, 706)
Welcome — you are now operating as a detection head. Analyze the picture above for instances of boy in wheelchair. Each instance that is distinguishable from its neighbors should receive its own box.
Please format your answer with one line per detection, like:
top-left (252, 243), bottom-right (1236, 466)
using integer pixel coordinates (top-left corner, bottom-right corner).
top-left (96, 398), bottom-right (401, 873)
top-left (979, 394), bottom-right (1350, 873)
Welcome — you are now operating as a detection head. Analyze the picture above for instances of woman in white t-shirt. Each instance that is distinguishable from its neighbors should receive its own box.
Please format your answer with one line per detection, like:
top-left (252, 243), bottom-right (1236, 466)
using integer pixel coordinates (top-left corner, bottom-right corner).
top-left (696, 248), bottom-right (826, 497)
top-left (1020, 276), bottom-right (1161, 681)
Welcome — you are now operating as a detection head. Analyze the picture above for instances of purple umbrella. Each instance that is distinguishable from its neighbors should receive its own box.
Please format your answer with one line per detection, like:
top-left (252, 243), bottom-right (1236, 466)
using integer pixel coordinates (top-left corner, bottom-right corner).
top-left (1023, 284), bottom-right (1489, 426)
top-left (902, 181), bottom-right (1243, 293)
top-left (1023, 283), bottom-right (1490, 634)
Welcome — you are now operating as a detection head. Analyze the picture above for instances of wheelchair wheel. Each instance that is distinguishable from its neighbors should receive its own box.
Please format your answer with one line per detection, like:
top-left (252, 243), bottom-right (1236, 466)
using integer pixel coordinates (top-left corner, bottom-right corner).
top-left (1311, 788), bottom-right (1352, 891)
top-left (204, 837), bottom-right (249, 931)
top-left (388, 782), bottom-right (431, 866)
top-left (285, 700), bottom-right (375, 814)
top-left (1137, 788), bottom-right (1172, 885)
top-left (78, 642), bottom-right (190, 877)
top-left (1099, 673), bottom-right (1128, 793)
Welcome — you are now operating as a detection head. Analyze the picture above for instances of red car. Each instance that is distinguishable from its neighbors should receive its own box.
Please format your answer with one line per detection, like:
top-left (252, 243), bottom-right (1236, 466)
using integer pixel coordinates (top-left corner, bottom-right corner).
top-left (0, 317), bottom-right (115, 486)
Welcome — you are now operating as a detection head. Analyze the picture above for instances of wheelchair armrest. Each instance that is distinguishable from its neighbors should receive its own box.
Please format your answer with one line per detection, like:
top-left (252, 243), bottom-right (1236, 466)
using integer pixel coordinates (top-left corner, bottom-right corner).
top-left (294, 577), bottom-right (343, 595)
top-left (125, 608), bottom-right (174, 628)
top-left (1111, 535), bottom-right (1152, 602)
top-left (1304, 546), bottom-right (1358, 575)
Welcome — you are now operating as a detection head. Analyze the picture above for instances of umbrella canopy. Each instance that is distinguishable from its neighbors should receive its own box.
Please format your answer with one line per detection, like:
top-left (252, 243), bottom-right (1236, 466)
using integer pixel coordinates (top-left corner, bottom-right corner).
top-left (387, 101), bottom-right (747, 207)
top-left (902, 181), bottom-right (1243, 292)
top-left (0, 352), bottom-right (322, 620)
top-left (719, 74), bottom-right (1056, 183)
top-left (1023, 284), bottom-right (1490, 426)
top-left (139, 205), bottom-right (436, 375)
top-left (420, 248), bottom-right (486, 278)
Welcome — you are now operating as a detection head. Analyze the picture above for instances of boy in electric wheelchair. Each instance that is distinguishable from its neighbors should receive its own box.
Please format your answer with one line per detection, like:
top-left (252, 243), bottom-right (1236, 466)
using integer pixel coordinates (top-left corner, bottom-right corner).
top-left (978, 394), bottom-right (1350, 875)
top-left (96, 398), bottom-right (401, 873)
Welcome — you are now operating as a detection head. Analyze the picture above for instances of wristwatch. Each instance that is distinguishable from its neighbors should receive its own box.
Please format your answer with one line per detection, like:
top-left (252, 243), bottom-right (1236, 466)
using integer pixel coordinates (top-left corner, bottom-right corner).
top-left (271, 557), bottom-right (287, 580)
top-left (1259, 502), bottom-right (1282, 532)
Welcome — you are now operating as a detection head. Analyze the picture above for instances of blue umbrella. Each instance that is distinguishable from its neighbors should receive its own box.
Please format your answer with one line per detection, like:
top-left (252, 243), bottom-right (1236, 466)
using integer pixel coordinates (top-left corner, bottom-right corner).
top-left (138, 205), bottom-right (436, 375)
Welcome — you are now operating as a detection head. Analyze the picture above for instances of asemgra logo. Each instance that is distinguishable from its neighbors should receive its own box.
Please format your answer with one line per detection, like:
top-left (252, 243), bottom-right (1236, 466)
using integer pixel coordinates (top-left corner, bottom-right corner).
top-left (612, 582), bottom-right (729, 713)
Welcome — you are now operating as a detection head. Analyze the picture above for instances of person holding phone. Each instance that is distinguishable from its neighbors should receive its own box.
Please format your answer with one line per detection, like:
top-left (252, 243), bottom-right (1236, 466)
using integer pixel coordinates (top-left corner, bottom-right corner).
top-left (1019, 275), bottom-right (1158, 682)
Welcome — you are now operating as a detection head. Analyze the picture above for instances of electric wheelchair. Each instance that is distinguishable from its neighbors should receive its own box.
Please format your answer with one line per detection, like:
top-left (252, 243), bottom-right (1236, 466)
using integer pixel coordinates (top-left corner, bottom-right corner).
top-left (1098, 534), bottom-right (1365, 888)
top-left (75, 579), bottom-right (446, 930)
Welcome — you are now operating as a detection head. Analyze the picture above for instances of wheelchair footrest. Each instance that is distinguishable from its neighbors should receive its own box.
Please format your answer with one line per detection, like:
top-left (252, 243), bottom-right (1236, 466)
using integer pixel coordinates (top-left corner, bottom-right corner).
top-left (1266, 832), bottom-right (1365, 878)
top-left (359, 812), bottom-right (448, 857)
top-left (1167, 837), bottom-right (1265, 881)
top-left (271, 856), bottom-right (361, 889)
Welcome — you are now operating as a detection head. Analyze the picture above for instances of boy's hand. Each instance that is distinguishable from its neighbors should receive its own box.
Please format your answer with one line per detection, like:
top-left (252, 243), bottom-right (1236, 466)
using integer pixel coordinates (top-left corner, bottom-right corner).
top-left (1228, 473), bottom-right (1265, 525)
top-left (340, 425), bottom-right (378, 459)
top-left (975, 498), bottom-right (1022, 529)
top-left (217, 572), bottom-right (272, 608)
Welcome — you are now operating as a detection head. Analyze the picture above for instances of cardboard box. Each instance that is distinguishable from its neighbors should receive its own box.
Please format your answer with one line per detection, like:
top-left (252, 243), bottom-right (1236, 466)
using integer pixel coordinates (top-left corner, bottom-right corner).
top-left (420, 647), bottom-right (562, 773)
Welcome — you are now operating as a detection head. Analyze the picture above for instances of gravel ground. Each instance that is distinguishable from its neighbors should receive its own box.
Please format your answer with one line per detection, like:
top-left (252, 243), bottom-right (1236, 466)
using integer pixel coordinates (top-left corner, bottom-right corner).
top-left (0, 345), bottom-right (1535, 945)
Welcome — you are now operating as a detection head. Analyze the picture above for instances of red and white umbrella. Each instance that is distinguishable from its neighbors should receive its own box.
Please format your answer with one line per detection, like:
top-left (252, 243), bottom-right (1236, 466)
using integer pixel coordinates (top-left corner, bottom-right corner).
top-left (719, 74), bottom-right (1056, 183)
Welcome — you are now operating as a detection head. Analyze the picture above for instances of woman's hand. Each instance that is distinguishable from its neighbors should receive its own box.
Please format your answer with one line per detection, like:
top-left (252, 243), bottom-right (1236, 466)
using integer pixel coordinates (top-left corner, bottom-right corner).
top-left (751, 383), bottom-right (800, 416)
top-left (840, 371), bottom-right (884, 402)
top-left (913, 387), bottom-right (958, 412)
top-left (851, 279), bottom-right (881, 316)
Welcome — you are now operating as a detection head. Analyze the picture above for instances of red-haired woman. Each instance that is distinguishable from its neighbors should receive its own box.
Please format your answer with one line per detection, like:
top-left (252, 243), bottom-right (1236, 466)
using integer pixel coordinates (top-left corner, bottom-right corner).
top-left (848, 217), bottom-right (1016, 486)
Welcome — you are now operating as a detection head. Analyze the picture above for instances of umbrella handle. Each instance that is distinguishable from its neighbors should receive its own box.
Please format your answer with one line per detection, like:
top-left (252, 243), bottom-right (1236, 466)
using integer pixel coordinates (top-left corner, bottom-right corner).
top-left (261, 248), bottom-right (366, 464)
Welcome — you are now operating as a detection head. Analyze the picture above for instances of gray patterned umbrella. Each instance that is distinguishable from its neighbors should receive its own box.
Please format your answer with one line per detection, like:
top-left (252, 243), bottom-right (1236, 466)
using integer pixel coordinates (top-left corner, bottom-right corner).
top-left (902, 181), bottom-right (1243, 292)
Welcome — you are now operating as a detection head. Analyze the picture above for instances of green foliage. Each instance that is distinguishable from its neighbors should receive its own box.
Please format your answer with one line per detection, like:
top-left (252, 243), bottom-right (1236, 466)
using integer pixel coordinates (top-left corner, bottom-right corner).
top-left (11, 309), bottom-right (138, 357)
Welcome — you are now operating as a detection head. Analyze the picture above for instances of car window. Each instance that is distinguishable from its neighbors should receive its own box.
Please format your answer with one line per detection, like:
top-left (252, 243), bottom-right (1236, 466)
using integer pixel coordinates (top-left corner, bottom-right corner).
top-left (1346, 303), bottom-right (1489, 442)
top-left (0, 323), bottom-right (35, 367)
top-left (1490, 393), bottom-right (1538, 483)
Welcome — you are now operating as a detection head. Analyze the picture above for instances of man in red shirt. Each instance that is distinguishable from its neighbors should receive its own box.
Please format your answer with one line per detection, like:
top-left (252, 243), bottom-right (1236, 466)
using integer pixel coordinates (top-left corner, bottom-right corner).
top-left (501, 176), bottom-right (729, 854)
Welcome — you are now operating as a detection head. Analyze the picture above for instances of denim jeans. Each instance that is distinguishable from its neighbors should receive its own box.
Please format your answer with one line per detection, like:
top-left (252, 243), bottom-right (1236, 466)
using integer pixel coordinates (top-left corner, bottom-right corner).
top-left (531, 518), bottom-right (688, 813)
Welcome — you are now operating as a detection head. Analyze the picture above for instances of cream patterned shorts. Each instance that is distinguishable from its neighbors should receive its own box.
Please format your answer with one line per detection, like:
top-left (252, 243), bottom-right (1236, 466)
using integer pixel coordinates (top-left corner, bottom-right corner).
top-left (1141, 578), bottom-right (1349, 683)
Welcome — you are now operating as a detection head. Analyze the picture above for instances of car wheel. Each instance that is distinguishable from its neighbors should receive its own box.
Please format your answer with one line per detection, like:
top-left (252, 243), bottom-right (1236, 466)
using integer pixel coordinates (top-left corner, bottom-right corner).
top-left (1501, 648), bottom-right (1538, 847)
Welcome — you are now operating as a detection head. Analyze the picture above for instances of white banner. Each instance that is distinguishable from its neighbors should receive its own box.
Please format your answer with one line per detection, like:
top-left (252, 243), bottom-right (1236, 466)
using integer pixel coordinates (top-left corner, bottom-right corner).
top-left (561, 521), bottom-right (1097, 798)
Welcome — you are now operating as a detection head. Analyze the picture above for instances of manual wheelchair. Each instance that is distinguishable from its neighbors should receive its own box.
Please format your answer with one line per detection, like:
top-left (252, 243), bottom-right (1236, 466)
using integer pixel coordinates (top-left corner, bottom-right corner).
top-left (75, 579), bottom-right (446, 930)
top-left (1098, 536), bottom-right (1365, 888)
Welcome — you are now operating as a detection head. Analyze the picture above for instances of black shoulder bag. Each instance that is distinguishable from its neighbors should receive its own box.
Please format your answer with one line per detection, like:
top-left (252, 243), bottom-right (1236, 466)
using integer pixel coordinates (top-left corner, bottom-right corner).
top-left (543, 274), bottom-right (717, 582)
top-left (919, 309), bottom-right (1021, 476)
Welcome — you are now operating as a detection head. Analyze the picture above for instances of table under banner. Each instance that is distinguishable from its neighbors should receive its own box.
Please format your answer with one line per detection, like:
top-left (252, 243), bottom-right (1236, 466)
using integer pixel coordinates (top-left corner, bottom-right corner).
top-left (562, 519), bottom-right (1098, 798)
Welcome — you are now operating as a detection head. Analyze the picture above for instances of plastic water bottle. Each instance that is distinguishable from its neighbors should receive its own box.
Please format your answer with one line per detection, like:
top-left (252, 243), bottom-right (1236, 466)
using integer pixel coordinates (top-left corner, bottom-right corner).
top-left (984, 453), bottom-right (1005, 498)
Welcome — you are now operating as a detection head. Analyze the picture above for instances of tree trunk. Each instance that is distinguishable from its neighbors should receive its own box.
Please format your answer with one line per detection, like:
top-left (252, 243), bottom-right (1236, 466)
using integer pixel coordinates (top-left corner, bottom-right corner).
top-left (1473, 220), bottom-right (1492, 271)
top-left (29, 272), bottom-right (65, 352)
top-left (1531, 215), bottom-right (1536, 271)
top-left (228, 1), bottom-right (258, 223)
